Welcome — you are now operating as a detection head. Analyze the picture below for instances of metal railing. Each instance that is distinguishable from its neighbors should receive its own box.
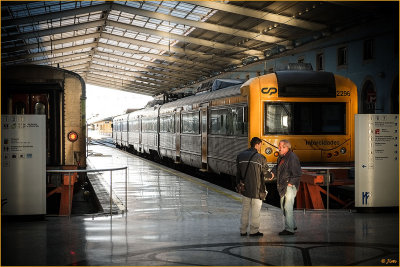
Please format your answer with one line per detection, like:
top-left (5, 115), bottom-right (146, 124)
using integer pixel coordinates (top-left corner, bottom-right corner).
top-left (301, 166), bottom-right (354, 211)
top-left (46, 166), bottom-right (128, 216)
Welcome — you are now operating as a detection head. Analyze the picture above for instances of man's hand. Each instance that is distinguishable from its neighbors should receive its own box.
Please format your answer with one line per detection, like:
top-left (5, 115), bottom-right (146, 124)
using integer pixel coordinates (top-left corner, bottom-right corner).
top-left (269, 172), bottom-right (274, 180)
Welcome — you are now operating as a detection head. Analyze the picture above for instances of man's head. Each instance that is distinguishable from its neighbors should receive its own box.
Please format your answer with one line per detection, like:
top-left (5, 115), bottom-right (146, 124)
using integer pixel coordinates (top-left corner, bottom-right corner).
top-left (278, 139), bottom-right (291, 156)
top-left (250, 137), bottom-right (262, 152)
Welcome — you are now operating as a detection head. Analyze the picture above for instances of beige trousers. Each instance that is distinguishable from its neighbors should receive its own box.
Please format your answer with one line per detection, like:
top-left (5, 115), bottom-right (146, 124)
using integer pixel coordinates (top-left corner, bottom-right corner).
top-left (240, 196), bottom-right (262, 234)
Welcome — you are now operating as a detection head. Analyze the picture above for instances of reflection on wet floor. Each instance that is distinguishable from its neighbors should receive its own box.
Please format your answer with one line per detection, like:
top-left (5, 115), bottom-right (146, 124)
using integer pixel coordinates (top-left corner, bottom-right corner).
top-left (2, 144), bottom-right (398, 266)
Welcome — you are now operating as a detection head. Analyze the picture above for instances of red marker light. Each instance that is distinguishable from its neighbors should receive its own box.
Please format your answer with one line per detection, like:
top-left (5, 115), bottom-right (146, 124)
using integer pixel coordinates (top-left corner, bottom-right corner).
top-left (68, 131), bottom-right (78, 142)
top-left (327, 153), bottom-right (332, 158)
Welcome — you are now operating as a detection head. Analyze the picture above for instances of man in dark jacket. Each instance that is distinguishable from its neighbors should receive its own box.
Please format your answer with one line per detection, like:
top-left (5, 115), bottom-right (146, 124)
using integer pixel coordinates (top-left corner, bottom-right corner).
top-left (236, 137), bottom-right (270, 237)
top-left (271, 139), bottom-right (302, 235)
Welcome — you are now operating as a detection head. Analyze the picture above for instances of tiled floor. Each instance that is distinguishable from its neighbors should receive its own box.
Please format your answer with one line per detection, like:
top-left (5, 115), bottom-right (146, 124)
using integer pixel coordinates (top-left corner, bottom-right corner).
top-left (2, 144), bottom-right (398, 266)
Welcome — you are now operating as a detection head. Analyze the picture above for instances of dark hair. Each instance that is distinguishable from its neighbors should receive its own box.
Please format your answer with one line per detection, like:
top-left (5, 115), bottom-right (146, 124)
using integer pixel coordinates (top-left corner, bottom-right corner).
top-left (250, 137), bottom-right (262, 148)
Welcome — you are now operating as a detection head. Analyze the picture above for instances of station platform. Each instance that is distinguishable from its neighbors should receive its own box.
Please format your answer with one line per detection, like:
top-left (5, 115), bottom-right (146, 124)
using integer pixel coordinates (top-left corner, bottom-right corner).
top-left (2, 143), bottom-right (399, 266)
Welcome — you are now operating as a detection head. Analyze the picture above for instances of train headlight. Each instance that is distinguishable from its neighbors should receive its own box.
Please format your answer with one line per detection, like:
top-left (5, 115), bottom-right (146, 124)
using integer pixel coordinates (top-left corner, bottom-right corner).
top-left (68, 131), bottom-right (78, 142)
top-left (333, 151), bottom-right (339, 156)
top-left (340, 147), bottom-right (347, 154)
top-left (265, 147), bottom-right (273, 155)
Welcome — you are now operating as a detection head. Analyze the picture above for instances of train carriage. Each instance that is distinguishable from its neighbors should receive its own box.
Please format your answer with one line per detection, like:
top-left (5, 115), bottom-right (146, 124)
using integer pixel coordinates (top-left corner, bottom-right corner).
top-left (241, 70), bottom-right (357, 165)
top-left (2, 65), bottom-right (86, 215)
top-left (114, 69), bottom-right (357, 178)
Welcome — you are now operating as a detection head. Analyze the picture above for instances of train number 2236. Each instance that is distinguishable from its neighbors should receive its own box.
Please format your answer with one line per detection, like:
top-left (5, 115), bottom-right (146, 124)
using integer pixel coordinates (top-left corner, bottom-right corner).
top-left (337, 90), bottom-right (350, 96)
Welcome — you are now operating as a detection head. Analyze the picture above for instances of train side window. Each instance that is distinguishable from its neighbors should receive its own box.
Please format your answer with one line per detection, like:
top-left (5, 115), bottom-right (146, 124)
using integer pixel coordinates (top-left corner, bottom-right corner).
top-left (210, 109), bottom-right (227, 135)
top-left (129, 119), bottom-right (139, 132)
top-left (232, 107), bottom-right (247, 136)
top-left (160, 115), bottom-right (174, 133)
top-left (14, 102), bottom-right (26, 114)
top-left (264, 103), bottom-right (292, 134)
top-left (34, 102), bottom-right (46, 114)
top-left (181, 112), bottom-right (199, 134)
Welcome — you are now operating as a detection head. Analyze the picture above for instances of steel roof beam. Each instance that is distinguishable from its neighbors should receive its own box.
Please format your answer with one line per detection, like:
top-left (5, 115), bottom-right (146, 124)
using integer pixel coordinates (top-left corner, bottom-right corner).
top-left (2, 33), bottom-right (101, 53)
top-left (88, 64), bottom-right (166, 87)
top-left (92, 54), bottom-right (193, 82)
top-left (86, 74), bottom-right (159, 92)
top-left (85, 77), bottom-right (157, 96)
top-left (25, 52), bottom-right (91, 65)
top-left (106, 20), bottom-right (263, 57)
top-left (2, 3), bottom-right (111, 27)
top-left (90, 59), bottom-right (181, 85)
top-left (89, 63), bottom-right (175, 87)
top-left (3, 20), bottom-right (105, 43)
top-left (101, 30), bottom-right (239, 65)
top-left (189, 1), bottom-right (326, 31)
top-left (86, 76), bottom-right (157, 94)
top-left (99, 33), bottom-right (229, 69)
top-left (94, 49), bottom-right (204, 78)
top-left (86, 74), bottom-right (161, 94)
top-left (97, 42), bottom-right (213, 75)
top-left (3, 43), bottom-right (97, 63)
top-left (112, 3), bottom-right (283, 44)
top-left (82, 66), bottom-right (164, 91)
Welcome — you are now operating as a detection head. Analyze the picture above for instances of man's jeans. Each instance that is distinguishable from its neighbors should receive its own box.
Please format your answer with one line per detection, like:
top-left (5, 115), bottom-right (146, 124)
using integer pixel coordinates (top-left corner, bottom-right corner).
top-left (240, 196), bottom-right (262, 234)
top-left (280, 185), bottom-right (297, 232)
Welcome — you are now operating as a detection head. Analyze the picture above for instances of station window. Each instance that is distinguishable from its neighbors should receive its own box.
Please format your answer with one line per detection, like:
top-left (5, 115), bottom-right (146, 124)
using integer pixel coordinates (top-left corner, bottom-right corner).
top-left (181, 112), bottom-right (200, 134)
top-left (363, 39), bottom-right (374, 60)
top-left (337, 46), bottom-right (348, 66)
top-left (316, 53), bottom-right (324, 71)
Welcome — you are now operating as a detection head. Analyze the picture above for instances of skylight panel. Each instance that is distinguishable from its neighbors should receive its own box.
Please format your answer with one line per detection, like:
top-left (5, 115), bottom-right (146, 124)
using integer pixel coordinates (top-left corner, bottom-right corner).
top-left (176, 2), bottom-right (195, 12)
top-left (29, 7), bottom-right (46, 16)
top-left (148, 36), bottom-right (161, 43)
top-left (124, 32), bottom-right (139, 39)
top-left (170, 28), bottom-right (183, 35)
top-left (117, 16), bottom-right (132, 24)
top-left (131, 20), bottom-right (146, 28)
top-left (157, 7), bottom-right (170, 15)
top-left (125, 1), bottom-right (142, 8)
top-left (186, 14), bottom-right (200, 21)
top-left (60, 2), bottom-right (76, 11)
top-left (142, 3), bottom-right (157, 12)
top-left (145, 22), bottom-right (157, 30)
top-left (157, 25), bottom-right (172, 33)
top-left (192, 6), bottom-right (212, 16)
top-left (171, 10), bottom-right (188, 19)
top-left (161, 1), bottom-right (178, 9)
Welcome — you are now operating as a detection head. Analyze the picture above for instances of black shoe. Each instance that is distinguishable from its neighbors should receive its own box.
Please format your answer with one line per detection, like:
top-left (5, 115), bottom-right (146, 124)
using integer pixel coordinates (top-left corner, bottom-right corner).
top-left (279, 230), bottom-right (294, 235)
top-left (240, 232), bottom-right (247, 236)
top-left (249, 232), bottom-right (263, 237)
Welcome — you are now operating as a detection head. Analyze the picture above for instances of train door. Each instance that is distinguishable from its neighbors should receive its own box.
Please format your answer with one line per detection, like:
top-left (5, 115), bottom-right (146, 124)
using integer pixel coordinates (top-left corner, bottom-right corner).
top-left (139, 116), bottom-right (143, 153)
top-left (200, 106), bottom-right (208, 171)
top-left (175, 108), bottom-right (182, 163)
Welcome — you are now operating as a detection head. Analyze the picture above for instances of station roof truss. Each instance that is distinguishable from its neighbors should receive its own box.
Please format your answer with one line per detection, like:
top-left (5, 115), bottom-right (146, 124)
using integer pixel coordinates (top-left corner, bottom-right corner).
top-left (1, 1), bottom-right (393, 96)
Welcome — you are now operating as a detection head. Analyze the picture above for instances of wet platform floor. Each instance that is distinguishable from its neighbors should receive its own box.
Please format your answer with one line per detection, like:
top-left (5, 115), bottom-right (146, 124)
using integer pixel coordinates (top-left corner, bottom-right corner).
top-left (2, 144), bottom-right (399, 266)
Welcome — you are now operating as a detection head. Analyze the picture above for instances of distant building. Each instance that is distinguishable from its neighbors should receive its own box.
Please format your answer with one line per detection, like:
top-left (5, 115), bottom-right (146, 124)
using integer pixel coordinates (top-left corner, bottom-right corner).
top-left (92, 117), bottom-right (113, 136)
